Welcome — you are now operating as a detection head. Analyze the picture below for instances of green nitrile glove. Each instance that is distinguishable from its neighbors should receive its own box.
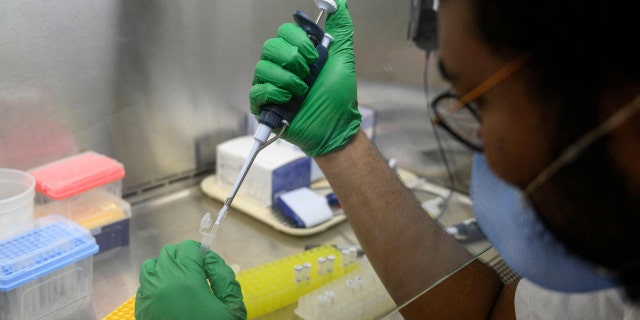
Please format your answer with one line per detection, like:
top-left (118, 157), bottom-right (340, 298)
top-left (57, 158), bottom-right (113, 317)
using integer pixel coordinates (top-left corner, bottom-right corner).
top-left (249, 0), bottom-right (361, 157)
top-left (135, 240), bottom-right (246, 320)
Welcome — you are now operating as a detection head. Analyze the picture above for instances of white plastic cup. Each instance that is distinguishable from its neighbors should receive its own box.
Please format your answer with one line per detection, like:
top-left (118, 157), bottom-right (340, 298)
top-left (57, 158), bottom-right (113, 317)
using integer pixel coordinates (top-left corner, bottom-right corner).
top-left (0, 168), bottom-right (36, 240)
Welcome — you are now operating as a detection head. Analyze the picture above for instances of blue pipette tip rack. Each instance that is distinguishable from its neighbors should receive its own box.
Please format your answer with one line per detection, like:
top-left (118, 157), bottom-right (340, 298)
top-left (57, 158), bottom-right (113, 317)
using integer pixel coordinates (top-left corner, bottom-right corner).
top-left (0, 216), bottom-right (99, 291)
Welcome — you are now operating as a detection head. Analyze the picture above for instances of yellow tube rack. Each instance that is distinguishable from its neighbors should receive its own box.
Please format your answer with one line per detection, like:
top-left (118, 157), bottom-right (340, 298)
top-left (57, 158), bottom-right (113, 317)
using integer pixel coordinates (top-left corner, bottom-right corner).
top-left (238, 245), bottom-right (358, 318)
top-left (103, 245), bottom-right (358, 319)
top-left (103, 295), bottom-right (135, 320)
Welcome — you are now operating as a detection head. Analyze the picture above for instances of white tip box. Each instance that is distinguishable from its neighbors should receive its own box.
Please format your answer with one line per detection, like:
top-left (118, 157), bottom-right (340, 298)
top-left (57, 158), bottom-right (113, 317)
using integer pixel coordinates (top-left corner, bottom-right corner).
top-left (216, 136), bottom-right (311, 207)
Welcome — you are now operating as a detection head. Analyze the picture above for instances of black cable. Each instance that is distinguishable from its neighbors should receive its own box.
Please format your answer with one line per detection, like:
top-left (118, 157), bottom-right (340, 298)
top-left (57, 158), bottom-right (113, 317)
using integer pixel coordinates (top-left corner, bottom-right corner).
top-left (423, 50), bottom-right (456, 217)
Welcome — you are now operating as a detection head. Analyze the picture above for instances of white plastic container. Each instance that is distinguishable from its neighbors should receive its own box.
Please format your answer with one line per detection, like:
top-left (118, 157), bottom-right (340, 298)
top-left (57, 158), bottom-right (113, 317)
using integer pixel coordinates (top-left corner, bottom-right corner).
top-left (0, 216), bottom-right (99, 320)
top-left (0, 169), bottom-right (35, 240)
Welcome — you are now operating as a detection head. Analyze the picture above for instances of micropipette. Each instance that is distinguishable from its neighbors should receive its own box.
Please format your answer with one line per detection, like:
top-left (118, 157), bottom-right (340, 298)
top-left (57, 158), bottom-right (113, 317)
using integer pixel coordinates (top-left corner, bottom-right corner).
top-left (200, 1), bottom-right (337, 256)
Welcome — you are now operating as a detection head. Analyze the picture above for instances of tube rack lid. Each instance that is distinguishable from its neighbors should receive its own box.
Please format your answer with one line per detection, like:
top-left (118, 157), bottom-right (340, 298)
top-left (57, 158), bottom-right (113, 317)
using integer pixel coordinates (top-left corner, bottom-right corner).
top-left (29, 151), bottom-right (125, 200)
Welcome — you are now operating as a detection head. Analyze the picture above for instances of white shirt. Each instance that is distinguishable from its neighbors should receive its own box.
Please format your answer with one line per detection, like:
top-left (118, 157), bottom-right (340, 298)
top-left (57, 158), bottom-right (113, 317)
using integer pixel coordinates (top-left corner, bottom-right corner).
top-left (515, 278), bottom-right (640, 319)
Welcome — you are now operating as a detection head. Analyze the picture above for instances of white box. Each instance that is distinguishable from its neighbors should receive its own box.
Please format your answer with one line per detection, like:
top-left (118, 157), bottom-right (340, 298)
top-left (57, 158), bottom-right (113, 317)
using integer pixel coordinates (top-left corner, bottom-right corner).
top-left (216, 136), bottom-right (311, 207)
top-left (0, 216), bottom-right (98, 320)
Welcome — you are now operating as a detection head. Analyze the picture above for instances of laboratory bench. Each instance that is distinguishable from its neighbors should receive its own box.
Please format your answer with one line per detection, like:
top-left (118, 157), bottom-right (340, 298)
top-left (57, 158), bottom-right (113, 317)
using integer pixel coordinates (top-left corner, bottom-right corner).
top-left (91, 174), bottom-right (498, 319)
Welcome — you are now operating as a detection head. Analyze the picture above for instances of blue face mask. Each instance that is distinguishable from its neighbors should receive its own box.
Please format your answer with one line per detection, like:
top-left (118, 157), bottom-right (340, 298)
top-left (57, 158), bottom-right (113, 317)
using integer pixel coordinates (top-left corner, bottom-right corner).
top-left (470, 153), bottom-right (617, 292)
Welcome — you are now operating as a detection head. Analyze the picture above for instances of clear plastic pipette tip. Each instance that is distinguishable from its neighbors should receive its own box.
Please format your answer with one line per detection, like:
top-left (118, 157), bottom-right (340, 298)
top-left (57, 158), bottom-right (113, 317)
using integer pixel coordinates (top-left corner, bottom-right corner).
top-left (199, 206), bottom-right (228, 255)
top-left (198, 131), bottom-right (268, 256)
top-left (199, 211), bottom-right (217, 255)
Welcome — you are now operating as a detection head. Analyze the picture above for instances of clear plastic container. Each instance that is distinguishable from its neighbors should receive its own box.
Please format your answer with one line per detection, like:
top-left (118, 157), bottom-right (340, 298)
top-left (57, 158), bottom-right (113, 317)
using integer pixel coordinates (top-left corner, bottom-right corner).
top-left (0, 168), bottom-right (36, 241)
top-left (0, 216), bottom-right (99, 320)
top-left (29, 151), bottom-right (126, 228)
top-left (35, 188), bottom-right (131, 230)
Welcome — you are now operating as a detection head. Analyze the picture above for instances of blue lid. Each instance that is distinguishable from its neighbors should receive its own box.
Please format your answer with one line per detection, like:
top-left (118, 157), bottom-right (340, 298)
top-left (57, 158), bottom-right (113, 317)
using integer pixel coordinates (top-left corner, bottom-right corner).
top-left (0, 217), bottom-right (99, 291)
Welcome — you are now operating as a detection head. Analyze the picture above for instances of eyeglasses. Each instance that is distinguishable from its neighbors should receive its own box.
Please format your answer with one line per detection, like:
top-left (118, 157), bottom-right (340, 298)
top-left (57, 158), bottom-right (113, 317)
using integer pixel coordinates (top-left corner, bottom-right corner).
top-left (430, 53), bottom-right (533, 152)
top-left (429, 52), bottom-right (640, 196)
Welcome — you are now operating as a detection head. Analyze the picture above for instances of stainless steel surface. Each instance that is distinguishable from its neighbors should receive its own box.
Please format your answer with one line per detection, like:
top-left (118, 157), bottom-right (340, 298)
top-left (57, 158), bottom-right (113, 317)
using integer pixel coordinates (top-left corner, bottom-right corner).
top-left (92, 185), bottom-right (360, 318)
top-left (0, 1), bottom-right (483, 317)
top-left (0, 0), bottom-right (432, 190)
top-left (92, 174), bottom-right (489, 318)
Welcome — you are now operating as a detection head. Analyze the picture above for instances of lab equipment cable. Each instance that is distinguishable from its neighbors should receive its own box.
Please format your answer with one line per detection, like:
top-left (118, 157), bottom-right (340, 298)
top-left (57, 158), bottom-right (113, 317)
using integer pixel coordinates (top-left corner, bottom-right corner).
top-left (422, 50), bottom-right (455, 219)
top-left (377, 245), bottom-right (495, 320)
top-left (200, 0), bottom-right (337, 256)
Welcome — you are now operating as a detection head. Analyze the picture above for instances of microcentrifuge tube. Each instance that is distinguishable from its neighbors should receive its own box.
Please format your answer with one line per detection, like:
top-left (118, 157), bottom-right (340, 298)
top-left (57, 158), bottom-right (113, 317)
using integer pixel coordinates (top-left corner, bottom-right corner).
top-left (317, 257), bottom-right (327, 276)
top-left (318, 294), bottom-right (330, 307)
top-left (341, 249), bottom-right (350, 268)
top-left (346, 279), bottom-right (358, 296)
top-left (355, 275), bottom-right (365, 290)
top-left (303, 262), bottom-right (312, 283)
top-left (317, 294), bottom-right (330, 319)
top-left (327, 254), bottom-right (335, 275)
top-left (294, 264), bottom-right (304, 285)
top-left (349, 247), bottom-right (358, 265)
top-left (324, 290), bottom-right (336, 305)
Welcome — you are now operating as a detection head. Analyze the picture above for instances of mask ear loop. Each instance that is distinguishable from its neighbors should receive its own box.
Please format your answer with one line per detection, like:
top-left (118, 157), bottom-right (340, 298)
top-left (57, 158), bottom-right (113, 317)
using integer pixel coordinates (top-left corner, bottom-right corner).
top-left (525, 93), bottom-right (640, 195)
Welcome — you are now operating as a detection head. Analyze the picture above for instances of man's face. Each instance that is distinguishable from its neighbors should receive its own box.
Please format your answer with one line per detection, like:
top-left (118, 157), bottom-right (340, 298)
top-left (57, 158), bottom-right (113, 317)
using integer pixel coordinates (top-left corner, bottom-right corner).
top-left (436, 0), bottom-right (553, 189)
top-left (436, 0), bottom-right (640, 269)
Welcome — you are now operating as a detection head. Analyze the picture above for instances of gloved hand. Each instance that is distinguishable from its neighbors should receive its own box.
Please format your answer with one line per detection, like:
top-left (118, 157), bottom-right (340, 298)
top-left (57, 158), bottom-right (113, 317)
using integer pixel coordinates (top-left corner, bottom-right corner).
top-left (135, 240), bottom-right (246, 320)
top-left (249, 0), bottom-right (361, 157)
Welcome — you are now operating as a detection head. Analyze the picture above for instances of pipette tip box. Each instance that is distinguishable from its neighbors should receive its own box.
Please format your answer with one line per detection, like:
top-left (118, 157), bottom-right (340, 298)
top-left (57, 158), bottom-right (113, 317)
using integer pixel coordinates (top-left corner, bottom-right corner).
top-left (29, 151), bottom-right (125, 202)
top-left (216, 136), bottom-right (311, 207)
top-left (0, 215), bottom-right (99, 320)
top-left (28, 151), bottom-right (130, 252)
top-left (91, 216), bottom-right (130, 253)
top-left (245, 105), bottom-right (376, 182)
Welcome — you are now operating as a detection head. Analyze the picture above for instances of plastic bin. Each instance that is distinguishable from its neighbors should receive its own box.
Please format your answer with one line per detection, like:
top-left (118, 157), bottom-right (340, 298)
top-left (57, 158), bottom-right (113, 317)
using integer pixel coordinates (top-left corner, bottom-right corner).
top-left (0, 216), bottom-right (99, 320)
top-left (35, 189), bottom-right (131, 230)
top-left (0, 168), bottom-right (36, 240)
top-left (91, 214), bottom-right (131, 253)
top-left (29, 151), bottom-right (126, 228)
top-left (29, 151), bottom-right (125, 202)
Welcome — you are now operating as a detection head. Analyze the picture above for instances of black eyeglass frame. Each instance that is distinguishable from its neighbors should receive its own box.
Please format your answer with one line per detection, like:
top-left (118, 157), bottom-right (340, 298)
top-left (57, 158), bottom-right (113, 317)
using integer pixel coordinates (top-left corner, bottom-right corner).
top-left (429, 53), bottom-right (533, 153)
top-left (430, 91), bottom-right (483, 152)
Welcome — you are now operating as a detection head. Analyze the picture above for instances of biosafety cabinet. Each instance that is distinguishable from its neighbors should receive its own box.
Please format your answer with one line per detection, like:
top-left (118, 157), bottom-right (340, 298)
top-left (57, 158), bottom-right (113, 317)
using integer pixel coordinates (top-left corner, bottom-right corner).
top-left (0, 0), bottom-right (492, 318)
